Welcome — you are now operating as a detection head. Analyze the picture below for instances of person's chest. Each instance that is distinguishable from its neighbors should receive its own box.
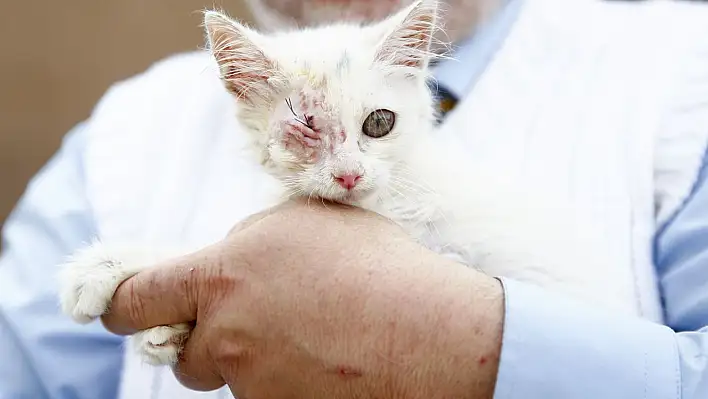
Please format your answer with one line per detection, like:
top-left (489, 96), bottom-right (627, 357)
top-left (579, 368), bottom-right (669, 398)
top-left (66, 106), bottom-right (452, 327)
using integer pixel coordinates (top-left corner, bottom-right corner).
top-left (83, 1), bottom-right (708, 398)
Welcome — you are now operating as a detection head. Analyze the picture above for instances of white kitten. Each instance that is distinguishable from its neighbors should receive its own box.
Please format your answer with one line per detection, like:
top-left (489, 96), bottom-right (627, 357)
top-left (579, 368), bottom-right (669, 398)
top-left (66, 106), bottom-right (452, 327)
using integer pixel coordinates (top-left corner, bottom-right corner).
top-left (59, 0), bottom-right (628, 367)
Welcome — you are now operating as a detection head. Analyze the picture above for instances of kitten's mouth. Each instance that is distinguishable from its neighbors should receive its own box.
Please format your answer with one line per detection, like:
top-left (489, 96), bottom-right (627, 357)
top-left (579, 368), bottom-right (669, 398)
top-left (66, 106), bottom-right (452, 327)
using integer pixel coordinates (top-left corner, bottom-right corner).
top-left (337, 191), bottom-right (360, 202)
top-left (331, 189), bottom-right (370, 204)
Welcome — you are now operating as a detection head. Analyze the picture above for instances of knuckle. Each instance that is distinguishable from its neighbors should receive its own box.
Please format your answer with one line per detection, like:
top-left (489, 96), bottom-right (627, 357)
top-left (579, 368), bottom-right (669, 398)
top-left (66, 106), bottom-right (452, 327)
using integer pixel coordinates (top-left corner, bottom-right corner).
top-left (207, 255), bottom-right (246, 297)
top-left (125, 279), bottom-right (149, 326)
top-left (187, 247), bottom-right (247, 307)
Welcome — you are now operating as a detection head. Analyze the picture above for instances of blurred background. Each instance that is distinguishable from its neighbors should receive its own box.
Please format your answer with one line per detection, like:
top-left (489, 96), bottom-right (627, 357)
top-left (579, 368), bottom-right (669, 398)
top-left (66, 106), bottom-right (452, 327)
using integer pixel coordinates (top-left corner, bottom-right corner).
top-left (0, 0), bottom-right (253, 226)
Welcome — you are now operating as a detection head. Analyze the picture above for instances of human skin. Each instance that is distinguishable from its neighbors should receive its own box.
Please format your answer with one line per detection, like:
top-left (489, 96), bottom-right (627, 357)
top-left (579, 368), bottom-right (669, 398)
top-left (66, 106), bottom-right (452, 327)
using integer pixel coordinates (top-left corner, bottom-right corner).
top-left (101, 199), bottom-right (505, 398)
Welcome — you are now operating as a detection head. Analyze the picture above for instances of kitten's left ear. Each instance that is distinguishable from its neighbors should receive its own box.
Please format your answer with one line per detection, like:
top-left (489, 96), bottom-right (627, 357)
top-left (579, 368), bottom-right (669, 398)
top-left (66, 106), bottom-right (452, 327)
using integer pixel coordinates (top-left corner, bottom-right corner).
top-left (204, 11), bottom-right (286, 104)
top-left (373, 0), bottom-right (439, 70)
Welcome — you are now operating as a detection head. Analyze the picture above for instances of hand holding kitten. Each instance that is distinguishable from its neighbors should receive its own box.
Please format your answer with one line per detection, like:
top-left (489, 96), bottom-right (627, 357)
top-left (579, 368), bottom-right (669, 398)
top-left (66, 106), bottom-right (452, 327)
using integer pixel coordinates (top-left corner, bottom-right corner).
top-left (99, 199), bottom-right (504, 398)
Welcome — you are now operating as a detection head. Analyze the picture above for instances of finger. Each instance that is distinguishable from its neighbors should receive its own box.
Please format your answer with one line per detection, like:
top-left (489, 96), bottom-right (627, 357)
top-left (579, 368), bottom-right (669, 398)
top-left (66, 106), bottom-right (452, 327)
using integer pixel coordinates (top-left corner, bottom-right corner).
top-left (101, 204), bottom-right (278, 336)
top-left (172, 323), bottom-right (226, 391)
top-left (100, 244), bottom-right (222, 334)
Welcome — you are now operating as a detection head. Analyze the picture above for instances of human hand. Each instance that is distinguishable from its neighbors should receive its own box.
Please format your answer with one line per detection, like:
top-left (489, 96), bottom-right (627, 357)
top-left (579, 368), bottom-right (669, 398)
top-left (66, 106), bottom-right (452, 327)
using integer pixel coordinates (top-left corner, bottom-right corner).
top-left (101, 199), bottom-right (505, 398)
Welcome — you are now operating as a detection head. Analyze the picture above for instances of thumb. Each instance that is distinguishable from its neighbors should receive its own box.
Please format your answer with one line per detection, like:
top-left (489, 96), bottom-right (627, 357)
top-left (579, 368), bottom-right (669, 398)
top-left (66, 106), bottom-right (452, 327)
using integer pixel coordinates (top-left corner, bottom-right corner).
top-left (101, 205), bottom-right (277, 335)
top-left (100, 244), bottom-right (221, 335)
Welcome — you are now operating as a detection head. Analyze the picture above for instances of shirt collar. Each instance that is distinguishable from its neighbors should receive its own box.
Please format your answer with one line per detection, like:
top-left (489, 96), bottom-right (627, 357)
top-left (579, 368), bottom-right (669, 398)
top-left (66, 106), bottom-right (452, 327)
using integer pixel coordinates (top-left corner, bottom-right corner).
top-left (432, 0), bottom-right (524, 100)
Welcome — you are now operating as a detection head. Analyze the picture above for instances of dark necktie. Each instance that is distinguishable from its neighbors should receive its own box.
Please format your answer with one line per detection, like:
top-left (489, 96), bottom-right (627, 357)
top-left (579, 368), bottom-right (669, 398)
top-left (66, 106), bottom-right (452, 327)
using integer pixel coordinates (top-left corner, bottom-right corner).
top-left (427, 80), bottom-right (459, 125)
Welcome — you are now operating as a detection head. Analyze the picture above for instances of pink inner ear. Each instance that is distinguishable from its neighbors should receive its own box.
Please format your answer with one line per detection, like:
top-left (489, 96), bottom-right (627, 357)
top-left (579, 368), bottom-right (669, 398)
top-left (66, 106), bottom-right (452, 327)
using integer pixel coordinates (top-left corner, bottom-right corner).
top-left (398, 14), bottom-right (434, 68)
top-left (217, 47), bottom-right (274, 100)
top-left (375, 2), bottom-right (436, 69)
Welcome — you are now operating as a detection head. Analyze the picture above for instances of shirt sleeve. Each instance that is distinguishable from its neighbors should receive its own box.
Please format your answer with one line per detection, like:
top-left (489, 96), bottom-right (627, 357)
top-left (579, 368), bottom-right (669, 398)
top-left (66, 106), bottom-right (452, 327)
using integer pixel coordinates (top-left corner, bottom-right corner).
top-left (655, 148), bottom-right (708, 396)
top-left (493, 151), bottom-right (708, 399)
top-left (0, 123), bottom-right (124, 399)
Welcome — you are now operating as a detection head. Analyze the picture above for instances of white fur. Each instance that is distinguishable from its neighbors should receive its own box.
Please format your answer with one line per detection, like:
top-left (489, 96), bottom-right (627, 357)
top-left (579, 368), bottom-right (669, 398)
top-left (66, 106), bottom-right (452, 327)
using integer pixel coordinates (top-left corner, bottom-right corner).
top-left (396, 136), bottom-right (626, 309)
top-left (58, 241), bottom-right (191, 365)
top-left (58, 0), bottom-right (629, 368)
top-left (202, 0), bottom-right (627, 310)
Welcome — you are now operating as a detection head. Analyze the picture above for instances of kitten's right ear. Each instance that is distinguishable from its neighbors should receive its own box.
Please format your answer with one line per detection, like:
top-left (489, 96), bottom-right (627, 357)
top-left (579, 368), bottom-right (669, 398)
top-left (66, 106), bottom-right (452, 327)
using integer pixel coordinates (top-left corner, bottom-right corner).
top-left (203, 11), bottom-right (285, 104)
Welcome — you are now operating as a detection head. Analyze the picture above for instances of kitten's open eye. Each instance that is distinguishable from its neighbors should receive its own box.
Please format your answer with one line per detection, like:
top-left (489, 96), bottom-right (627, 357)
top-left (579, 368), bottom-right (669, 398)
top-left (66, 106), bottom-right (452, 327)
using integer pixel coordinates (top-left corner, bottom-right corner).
top-left (362, 109), bottom-right (395, 138)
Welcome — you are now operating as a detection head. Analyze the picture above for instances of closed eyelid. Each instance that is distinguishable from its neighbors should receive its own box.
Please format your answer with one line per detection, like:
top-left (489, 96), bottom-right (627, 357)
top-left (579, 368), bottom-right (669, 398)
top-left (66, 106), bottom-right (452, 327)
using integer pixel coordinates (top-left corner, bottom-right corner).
top-left (285, 97), bottom-right (313, 128)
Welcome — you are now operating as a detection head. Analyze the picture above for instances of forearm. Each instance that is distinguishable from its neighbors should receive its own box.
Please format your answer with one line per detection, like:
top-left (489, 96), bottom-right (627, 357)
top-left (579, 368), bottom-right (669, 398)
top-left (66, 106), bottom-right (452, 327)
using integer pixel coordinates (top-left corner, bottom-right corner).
top-left (0, 124), bottom-right (124, 398)
top-left (0, 315), bottom-right (49, 398)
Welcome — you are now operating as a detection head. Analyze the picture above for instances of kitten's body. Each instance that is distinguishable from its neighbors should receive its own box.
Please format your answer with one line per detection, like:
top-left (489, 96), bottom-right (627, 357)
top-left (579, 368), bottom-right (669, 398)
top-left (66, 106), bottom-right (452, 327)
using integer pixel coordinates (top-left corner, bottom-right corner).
top-left (376, 134), bottom-right (619, 301)
top-left (59, 0), bottom-right (626, 367)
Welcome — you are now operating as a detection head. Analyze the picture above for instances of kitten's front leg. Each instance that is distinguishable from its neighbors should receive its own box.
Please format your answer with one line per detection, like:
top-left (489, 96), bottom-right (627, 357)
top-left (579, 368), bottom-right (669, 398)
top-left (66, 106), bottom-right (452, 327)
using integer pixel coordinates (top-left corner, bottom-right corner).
top-left (58, 241), bottom-right (190, 365)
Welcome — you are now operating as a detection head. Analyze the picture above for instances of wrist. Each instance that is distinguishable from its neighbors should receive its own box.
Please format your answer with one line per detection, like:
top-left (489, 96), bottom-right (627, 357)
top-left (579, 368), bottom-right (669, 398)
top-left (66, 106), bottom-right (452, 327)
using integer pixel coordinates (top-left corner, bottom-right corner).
top-left (434, 269), bottom-right (504, 399)
top-left (382, 253), bottom-right (504, 398)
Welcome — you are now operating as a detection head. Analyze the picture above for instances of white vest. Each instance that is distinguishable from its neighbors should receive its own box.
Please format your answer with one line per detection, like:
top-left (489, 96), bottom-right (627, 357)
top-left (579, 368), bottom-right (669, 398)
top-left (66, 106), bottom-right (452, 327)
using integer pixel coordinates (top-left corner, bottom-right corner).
top-left (80, 0), bottom-right (708, 397)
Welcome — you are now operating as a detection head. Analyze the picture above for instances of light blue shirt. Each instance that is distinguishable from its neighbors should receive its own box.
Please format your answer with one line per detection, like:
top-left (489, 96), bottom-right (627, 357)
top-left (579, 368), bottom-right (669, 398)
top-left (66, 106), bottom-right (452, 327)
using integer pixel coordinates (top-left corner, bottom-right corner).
top-left (1, 1), bottom-right (707, 398)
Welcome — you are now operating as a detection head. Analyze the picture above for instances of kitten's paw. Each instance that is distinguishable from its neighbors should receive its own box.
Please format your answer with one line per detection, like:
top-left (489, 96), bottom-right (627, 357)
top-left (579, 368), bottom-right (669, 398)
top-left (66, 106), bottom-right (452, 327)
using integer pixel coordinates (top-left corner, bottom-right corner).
top-left (58, 241), bottom-right (155, 324)
top-left (132, 323), bottom-right (191, 366)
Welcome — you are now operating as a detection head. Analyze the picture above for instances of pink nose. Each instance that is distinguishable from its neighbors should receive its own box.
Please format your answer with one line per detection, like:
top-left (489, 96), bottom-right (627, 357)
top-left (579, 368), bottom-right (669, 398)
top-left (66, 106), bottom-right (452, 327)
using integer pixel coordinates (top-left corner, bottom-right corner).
top-left (333, 173), bottom-right (361, 190)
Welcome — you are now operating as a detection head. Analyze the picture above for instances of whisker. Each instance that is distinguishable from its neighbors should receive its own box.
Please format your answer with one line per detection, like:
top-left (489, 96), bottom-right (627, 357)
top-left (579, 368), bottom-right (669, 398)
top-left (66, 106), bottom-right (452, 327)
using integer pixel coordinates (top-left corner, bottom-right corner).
top-left (285, 97), bottom-right (312, 128)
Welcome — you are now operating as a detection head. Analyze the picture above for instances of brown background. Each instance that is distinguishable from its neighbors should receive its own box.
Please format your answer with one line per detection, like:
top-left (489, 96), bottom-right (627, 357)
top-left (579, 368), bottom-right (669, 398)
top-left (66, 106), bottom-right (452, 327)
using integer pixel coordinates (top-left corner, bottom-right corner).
top-left (0, 0), bottom-right (252, 226)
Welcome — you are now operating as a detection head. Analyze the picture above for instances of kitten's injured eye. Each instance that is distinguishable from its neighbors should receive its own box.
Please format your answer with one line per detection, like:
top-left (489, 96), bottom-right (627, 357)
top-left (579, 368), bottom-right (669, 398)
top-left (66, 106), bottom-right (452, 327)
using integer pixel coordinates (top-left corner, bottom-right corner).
top-left (285, 97), bottom-right (313, 129)
top-left (362, 109), bottom-right (395, 138)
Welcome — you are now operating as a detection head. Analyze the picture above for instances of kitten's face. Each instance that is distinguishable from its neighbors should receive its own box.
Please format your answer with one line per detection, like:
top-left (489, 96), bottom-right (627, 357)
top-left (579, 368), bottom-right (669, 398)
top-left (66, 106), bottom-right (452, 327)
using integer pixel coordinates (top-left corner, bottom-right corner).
top-left (267, 70), bottom-right (429, 202)
top-left (205, 0), bottom-right (438, 203)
